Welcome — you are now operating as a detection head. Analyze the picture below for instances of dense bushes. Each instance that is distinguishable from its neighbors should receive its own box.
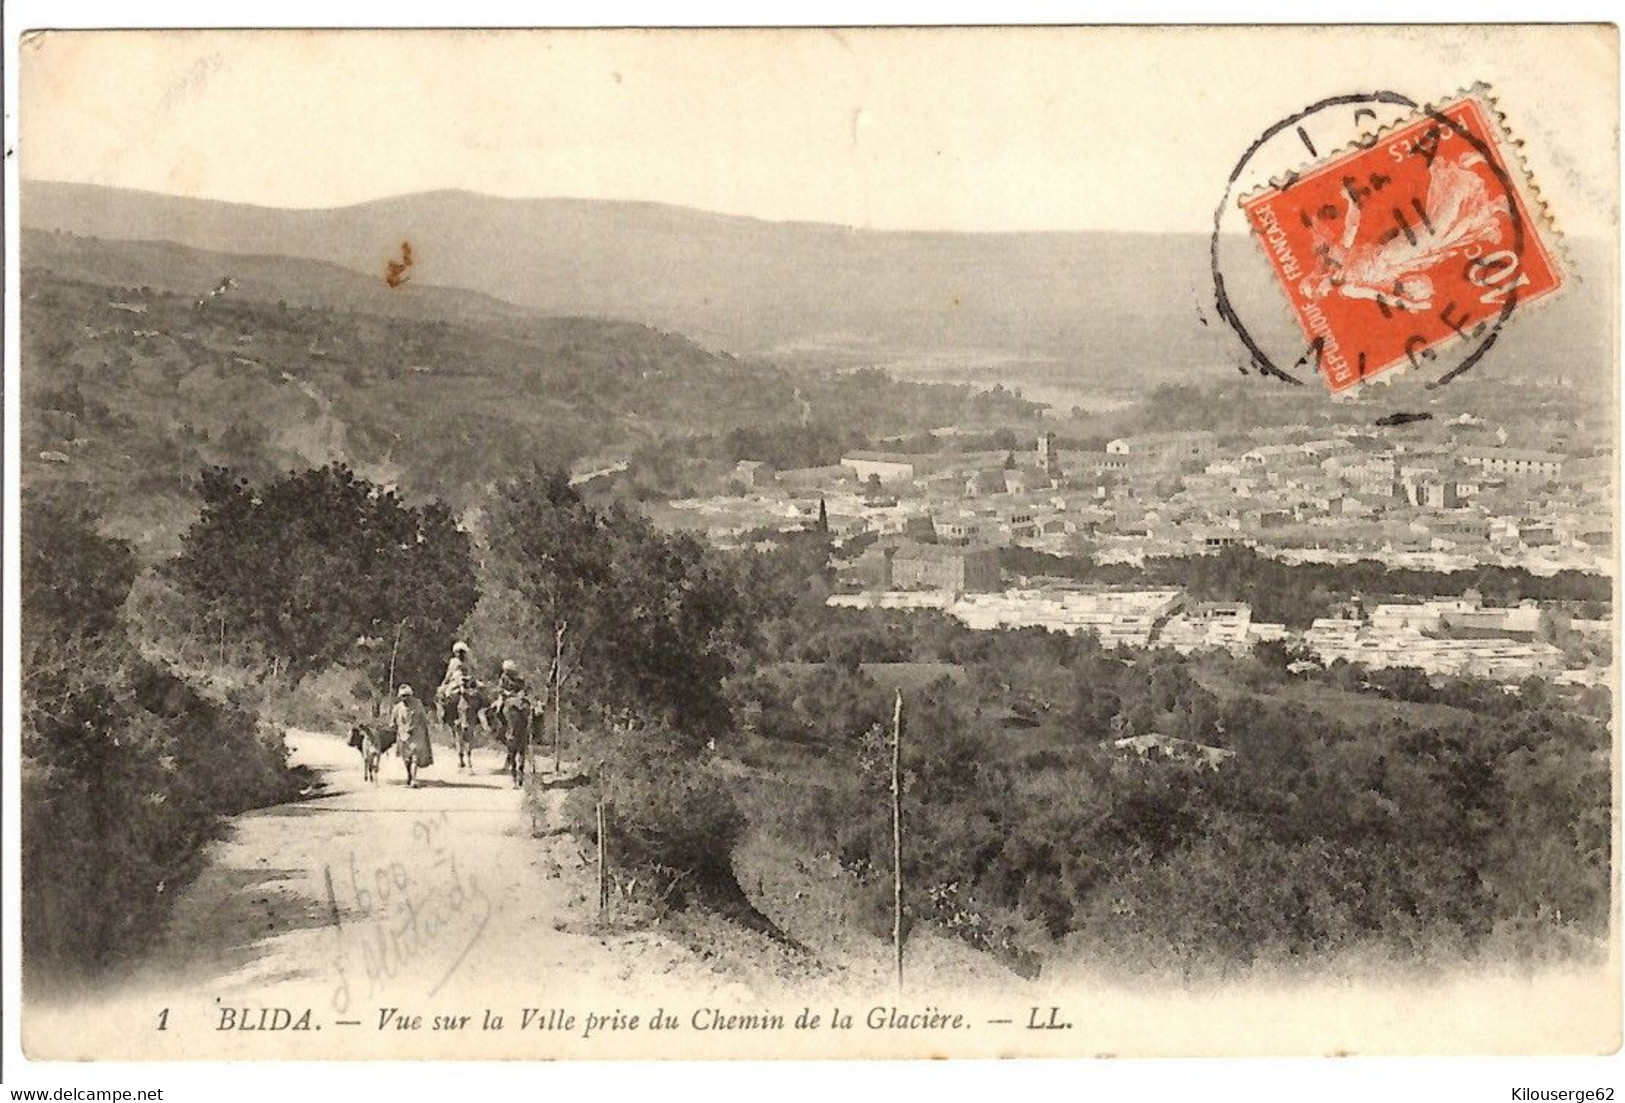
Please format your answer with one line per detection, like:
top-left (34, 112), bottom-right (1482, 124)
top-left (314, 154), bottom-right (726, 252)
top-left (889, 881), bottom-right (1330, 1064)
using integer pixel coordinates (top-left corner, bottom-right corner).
top-left (482, 469), bottom-right (761, 905)
top-left (816, 685), bottom-right (1609, 974)
top-left (561, 725), bottom-right (746, 910)
top-left (1002, 545), bottom-right (1611, 628)
top-left (167, 464), bottom-right (478, 697)
top-left (21, 493), bottom-right (296, 983)
top-left (725, 587), bottom-right (1612, 975)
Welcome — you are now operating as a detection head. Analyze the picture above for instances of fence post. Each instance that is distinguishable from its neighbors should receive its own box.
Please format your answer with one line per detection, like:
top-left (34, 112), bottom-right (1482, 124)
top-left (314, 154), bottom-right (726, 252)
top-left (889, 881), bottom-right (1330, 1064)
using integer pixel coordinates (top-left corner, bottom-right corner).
top-left (552, 621), bottom-right (567, 775)
top-left (596, 800), bottom-right (608, 914)
top-left (892, 688), bottom-right (904, 992)
top-left (524, 700), bottom-right (535, 782)
top-left (387, 617), bottom-right (408, 694)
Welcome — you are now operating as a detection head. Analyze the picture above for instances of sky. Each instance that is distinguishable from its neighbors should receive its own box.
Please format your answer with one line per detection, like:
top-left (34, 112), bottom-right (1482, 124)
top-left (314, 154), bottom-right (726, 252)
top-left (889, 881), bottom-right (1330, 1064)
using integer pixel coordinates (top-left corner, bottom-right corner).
top-left (18, 26), bottom-right (1619, 235)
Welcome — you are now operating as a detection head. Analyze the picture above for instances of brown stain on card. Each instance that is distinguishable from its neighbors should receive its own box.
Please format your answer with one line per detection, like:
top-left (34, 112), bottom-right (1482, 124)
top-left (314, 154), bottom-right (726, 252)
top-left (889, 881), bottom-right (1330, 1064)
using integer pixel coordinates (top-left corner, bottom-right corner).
top-left (386, 241), bottom-right (414, 288)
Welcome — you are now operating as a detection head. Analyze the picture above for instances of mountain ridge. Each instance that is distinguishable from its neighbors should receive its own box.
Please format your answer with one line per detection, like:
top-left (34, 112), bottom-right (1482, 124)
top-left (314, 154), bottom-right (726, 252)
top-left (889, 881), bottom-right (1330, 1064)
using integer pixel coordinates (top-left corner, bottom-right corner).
top-left (21, 227), bottom-right (531, 326)
top-left (18, 180), bottom-right (1253, 376)
top-left (22, 180), bottom-right (1613, 395)
top-left (25, 178), bottom-right (1227, 238)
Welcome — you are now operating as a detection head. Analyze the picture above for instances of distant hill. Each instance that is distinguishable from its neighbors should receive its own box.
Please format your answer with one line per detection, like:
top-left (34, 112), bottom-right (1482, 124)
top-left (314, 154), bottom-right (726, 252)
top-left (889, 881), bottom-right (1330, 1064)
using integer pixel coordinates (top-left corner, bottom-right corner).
top-left (23, 181), bottom-right (1612, 400)
top-left (18, 234), bottom-right (1042, 556)
top-left (21, 228), bottom-right (526, 326)
top-left (21, 182), bottom-right (1246, 379)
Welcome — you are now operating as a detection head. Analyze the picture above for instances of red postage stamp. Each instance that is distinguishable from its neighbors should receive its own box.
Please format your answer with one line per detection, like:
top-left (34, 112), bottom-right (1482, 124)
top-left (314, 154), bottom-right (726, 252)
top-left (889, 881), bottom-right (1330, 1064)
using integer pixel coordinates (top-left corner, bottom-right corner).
top-left (1240, 89), bottom-right (1564, 394)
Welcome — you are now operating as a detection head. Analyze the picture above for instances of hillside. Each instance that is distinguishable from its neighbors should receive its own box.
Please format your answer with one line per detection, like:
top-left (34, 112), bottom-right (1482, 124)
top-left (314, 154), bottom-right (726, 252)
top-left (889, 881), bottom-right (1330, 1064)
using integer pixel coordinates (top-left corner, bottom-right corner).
top-left (19, 233), bottom-right (1041, 555)
top-left (17, 182), bottom-right (1257, 383)
top-left (22, 227), bottom-right (528, 325)
top-left (24, 181), bottom-right (1613, 400)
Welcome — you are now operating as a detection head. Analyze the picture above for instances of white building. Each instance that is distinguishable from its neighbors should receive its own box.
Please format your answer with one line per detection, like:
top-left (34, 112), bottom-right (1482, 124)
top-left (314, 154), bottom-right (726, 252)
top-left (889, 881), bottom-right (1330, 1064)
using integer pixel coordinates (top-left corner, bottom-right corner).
top-left (841, 452), bottom-right (918, 485)
top-left (1461, 447), bottom-right (1565, 480)
top-left (1105, 431), bottom-right (1218, 466)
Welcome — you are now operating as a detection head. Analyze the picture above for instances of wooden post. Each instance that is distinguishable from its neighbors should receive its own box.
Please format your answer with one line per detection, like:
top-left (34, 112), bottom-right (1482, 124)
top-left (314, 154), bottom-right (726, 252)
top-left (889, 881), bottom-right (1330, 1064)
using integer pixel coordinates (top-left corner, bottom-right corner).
top-left (596, 800), bottom-right (608, 914)
top-left (524, 692), bottom-right (535, 782)
top-left (387, 618), bottom-right (408, 696)
top-left (891, 688), bottom-right (904, 991)
top-left (552, 621), bottom-right (567, 775)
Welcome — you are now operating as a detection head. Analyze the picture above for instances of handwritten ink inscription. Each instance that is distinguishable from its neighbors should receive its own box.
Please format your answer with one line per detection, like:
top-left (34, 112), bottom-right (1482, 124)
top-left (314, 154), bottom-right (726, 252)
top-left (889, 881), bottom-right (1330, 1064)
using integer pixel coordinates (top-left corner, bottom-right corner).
top-left (329, 811), bottom-right (495, 1015)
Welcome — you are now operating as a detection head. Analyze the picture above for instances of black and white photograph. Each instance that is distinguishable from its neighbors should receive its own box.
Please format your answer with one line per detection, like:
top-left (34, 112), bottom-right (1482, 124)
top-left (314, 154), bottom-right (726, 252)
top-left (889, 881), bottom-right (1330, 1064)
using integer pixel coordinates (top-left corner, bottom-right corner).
top-left (4, 19), bottom-right (1620, 1072)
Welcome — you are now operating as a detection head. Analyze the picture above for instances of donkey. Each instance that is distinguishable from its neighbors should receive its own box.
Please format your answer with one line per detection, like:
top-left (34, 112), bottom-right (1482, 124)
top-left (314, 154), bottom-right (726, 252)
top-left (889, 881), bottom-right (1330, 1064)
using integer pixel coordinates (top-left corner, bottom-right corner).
top-left (442, 682), bottom-right (489, 771)
top-left (349, 723), bottom-right (383, 785)
top-left (490, 692), bottom-right (535, 789)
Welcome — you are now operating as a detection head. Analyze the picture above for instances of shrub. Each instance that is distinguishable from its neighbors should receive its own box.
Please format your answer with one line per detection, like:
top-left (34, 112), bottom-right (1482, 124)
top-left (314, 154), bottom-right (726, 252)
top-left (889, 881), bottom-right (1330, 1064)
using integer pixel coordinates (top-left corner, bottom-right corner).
top-left (167, 464), bottom-right (478, 695)
top-left (22, 491), bottom-right (137, 642)
top-left (20, 494), bottom-right (296, 984)
top-left (563, 725), bottom-right (745, 908)
top-left (481, 468), bottom-right (755, 738)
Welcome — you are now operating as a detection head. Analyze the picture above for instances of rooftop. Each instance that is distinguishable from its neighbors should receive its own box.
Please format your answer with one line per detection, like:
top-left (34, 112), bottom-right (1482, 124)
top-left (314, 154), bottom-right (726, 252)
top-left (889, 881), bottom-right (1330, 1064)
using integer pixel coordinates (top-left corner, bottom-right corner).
top-left (842, 451), bottom-right (921, 464)
top-left (893, 541), bottom-right (993, 562)
top-left (1111, 430), bottom-right (1219, 447)
top-left (1460, 447), bottom-right (1567, 463)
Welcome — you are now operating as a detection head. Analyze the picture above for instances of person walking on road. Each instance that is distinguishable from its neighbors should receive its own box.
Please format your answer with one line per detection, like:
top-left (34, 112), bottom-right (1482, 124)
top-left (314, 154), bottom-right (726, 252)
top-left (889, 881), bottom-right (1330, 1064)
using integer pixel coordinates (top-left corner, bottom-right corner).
top-left (392, 684), bottom-right (434, 788)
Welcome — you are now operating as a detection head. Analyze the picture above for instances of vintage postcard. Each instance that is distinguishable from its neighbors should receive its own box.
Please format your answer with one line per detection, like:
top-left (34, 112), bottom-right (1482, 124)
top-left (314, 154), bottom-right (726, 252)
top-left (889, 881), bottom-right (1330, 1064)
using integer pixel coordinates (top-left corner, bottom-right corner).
top-left (6, 23), bottom-right (1621, 1067)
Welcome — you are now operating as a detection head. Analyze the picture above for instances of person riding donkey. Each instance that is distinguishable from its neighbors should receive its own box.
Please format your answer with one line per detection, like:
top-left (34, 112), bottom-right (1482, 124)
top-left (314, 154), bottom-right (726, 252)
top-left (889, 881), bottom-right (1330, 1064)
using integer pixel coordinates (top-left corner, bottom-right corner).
top-left (436, 640), bottom-right (483, 769)
top-left (438, 641), bottom-right (473, 702)
top-left (392, 684), bottom-right (434, 788)
top-left (495, 658), bottom-right (526, 700)
top-left (492, 659), bottom-right (533, 787)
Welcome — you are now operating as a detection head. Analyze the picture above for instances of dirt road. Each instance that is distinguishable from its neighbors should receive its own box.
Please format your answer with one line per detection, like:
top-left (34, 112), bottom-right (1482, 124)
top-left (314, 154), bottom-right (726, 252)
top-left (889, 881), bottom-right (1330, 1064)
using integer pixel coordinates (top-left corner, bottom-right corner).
top-left (25, 728), bottom-right (753, 1060)
top-left (26, 728), bottom-right (1603, 1061)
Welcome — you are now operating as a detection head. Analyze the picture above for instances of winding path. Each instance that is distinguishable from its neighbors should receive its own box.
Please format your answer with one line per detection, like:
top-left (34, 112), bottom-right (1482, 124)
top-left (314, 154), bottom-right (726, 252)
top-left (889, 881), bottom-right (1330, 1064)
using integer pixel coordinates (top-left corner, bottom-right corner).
top-left (25, 729), bottom-right (746, 1060)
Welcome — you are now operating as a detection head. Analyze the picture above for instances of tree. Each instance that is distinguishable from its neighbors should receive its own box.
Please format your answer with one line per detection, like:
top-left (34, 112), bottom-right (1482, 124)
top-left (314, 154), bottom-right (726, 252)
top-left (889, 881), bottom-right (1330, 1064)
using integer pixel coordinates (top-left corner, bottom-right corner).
top-left (22, 490), bottom-right (137, 644)
top-left (21, 495), bottom-right (296, 979)
top-left (481, 467), bottom-right (754, 739)
top-left (1250, 637), bottom-right (1295, 674)
top-left (167, 464), bottom-right (477, 694)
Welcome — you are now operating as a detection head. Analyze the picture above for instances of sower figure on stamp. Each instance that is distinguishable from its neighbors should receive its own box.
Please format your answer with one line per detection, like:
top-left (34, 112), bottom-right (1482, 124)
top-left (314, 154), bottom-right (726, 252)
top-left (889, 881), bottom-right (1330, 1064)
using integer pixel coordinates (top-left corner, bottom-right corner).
top-left (1297, 151), bottom-right (1511, 313)
top-left (392, 683), bottom-right (434, 788)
